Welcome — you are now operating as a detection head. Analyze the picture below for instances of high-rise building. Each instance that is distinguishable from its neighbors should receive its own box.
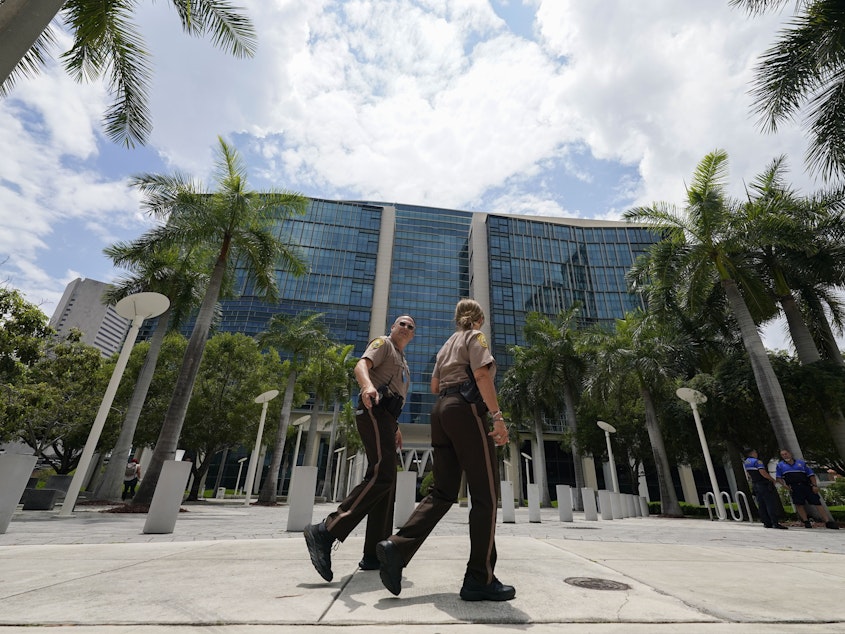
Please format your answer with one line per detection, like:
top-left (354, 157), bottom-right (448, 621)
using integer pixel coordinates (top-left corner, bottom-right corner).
top-left (49, 278), bottom-right (130, 357)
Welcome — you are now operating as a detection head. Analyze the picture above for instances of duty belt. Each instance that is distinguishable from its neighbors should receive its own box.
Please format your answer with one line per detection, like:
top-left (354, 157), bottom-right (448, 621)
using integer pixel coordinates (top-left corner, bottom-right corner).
top-left (440, 385), bottom-right (462, 397)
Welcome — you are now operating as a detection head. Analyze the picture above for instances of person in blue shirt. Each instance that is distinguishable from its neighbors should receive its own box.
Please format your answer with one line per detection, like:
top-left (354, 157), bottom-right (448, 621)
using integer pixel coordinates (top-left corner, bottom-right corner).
top-left (742, 448), bottom-right (787, 529)
top-left (775, 449), bottom-right (839, 530)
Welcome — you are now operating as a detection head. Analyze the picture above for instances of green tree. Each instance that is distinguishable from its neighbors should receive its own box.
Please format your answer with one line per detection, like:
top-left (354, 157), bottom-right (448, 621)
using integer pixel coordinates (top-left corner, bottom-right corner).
top-left (0, 284), bottom-right (52, 384)
top-left (256, 311), bottom-right (329, 504)
top-left (180, 332), bottom-right (276, 501)
top-left (580, 311), bottom-right (684, 517)
top-left (1, 0), bottom-right (256, 147)
top-left (625, 150), bottom-right (804, 459)
top-left (130, 136), bottom-right (308, 506)
top-left (731, 0), bottom-right (845, 180)
top-left (319, 344), bottom-right (357, 500)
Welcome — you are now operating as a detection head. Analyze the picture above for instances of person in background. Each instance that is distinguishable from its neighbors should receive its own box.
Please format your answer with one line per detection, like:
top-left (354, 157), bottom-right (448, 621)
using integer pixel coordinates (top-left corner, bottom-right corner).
top-left (122, 458), bottom-right (141, 501)
top-left (743, 447), bottom-right (787, 530)
top-left (376, 298), bottom-right (514, 602)
top-left (776, 448), bottom-right (839, 529)
top-left (303, 315), bottom-right (415, 581)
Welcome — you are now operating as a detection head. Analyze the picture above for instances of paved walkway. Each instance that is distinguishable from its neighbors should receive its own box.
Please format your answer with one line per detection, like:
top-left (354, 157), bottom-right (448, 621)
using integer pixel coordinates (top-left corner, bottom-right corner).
top-left (1, 500), bottom-right (844, 632)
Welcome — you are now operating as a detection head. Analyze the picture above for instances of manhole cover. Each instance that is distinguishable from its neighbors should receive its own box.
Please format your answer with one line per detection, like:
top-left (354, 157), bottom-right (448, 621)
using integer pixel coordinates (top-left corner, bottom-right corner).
top-left (564, 577), bottom-right (631, 591)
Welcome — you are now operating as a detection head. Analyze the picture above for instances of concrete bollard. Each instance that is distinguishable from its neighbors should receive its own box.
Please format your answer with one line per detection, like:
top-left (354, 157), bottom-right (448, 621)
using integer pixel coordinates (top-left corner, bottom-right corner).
top-left (143, 460), bottom-right (192, 534)
top-left (556, 485), bottom-right (573, 522)
top-left (598, 489), bottom-right (613, 520)
top-left (610, 492), bottom-right (624, 519)
top-left (215, 487), bottom-right (226, 499)
top-left (527, 483), bottom-right (541, 523)
top-left (286, 466), bottom-right (318, 532)
top-left (0, 454), bottom-right (37, 533)
top-left (501, 481), bottom-right (515, 523)
top-left (394, 470), bottom-right (416, 528)
top-left (582, 487), bottom-right (598, 521)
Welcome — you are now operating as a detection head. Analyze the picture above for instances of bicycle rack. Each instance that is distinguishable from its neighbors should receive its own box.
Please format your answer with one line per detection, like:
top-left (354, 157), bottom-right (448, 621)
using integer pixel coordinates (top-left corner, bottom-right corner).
top-left (703, 490), bottom-right (752, 522)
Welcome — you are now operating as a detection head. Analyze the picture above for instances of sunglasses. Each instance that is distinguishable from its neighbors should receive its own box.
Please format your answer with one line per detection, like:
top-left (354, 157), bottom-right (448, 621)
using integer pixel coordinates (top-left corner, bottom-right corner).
top-left (397, 321), bottom-right (415, 330)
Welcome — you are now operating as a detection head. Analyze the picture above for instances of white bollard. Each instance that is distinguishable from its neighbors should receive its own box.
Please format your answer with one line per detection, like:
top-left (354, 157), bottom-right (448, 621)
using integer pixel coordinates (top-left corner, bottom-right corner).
top-left (556, 485), bottom-right (573, 522)
top-left (610, 492), bottom-right (624, 519)
top-left (286, 466), bottom-right (318, 532)
top-left (598, 490), bottom-right (613, 520)
top-left (0, 454), bottom-right (37, 534)
top-left (394, 470), bottom-right (416, 528)
top-left (501, 481), bottom-right (515, 523)
top-left (215, 487), bottom-right (226, 499)
top-left (527, 483), bottom-right (541, 522)
top-left (582, 487), bottom-right (598, 521)
top-left (143, 460), bottom-right (192, 534)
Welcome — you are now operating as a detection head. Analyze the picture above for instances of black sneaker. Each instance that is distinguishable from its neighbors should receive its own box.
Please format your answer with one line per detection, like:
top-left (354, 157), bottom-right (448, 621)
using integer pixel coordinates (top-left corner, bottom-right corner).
top-left (804, 520), bottom-right (813, 528)
top-left (376, 539), bottom-right (403, 596)
top-left (772, 523), bottom-right (788, 530)
top-left (304, 521), bottom-right (334, 582)
top-left (826, 521), bottom-right (840, 530)
top-left (460, 575), bottom-right (516, 602)
top-left (359, 553), bottom-right (380, 570)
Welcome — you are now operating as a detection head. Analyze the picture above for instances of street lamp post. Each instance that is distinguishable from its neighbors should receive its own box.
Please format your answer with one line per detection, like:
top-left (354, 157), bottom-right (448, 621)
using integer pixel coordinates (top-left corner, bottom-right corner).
top-left (676, 387), bottom-right (726, 520)
top-left (597, 421), bottom-right (619, 493)
top-left (234, 456), bottom-right (248, 495)
top-left (243, 389), bottom-right (279, 506)
top-left (521, 452), bottom-right (533, 485)
top-left (60, 292), bottom-right (169, 516)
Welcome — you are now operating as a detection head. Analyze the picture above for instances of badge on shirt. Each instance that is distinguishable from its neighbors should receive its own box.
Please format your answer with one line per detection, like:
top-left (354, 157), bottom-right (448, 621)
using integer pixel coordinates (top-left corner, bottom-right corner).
top-left (368, 337), bottom-right (385, 351)
top-left (475, 332), bottom-right (489, 349)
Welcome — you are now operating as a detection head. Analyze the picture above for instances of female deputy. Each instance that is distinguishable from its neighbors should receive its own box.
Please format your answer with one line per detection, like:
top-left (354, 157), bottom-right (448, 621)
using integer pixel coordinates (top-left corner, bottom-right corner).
top-left (376, 298), bottom-right (514, 601)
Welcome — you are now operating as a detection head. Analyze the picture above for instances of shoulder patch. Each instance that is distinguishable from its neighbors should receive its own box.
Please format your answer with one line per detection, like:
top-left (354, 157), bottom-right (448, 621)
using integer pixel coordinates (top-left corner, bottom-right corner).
top-left (368, 337), bottom-right (385, 351)
top-left (474, 332), bottom-right (489, 349)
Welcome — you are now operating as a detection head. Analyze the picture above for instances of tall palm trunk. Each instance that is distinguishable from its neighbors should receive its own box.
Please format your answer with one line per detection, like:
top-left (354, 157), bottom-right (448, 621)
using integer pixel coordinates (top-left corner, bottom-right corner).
top-left (132, 248), bottom-right (229, 505)
top-left (563, 382), bottom-right (584, 510)
top-left (722, 279), bottom-right (803, 458)
top-left (320, 400), bottom-right (342, 499)
top-left (641, 387), bottom-right (682, 516)
top-left (0, 0), bottom-right (64, 87)
top-left (258, 370), bottom-right (297, 504)
top-left (304, 395), bottom-right (324, 468)
top-left (93, 308), bottom-right (171, 501)
top-left (531, 410), bottom-right (551, 507)
top-left (779, 293), bottom-right (845, 460)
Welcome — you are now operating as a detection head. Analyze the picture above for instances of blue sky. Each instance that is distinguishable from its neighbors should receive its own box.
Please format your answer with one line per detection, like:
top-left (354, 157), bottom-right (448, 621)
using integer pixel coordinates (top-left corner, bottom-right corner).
top-left (0, 0), bottom-right (832, 351)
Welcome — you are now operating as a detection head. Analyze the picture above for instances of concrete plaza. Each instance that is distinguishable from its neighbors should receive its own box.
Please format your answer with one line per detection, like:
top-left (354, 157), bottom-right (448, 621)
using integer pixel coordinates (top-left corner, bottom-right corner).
top-left (1, 500), bottom-right (843, 632)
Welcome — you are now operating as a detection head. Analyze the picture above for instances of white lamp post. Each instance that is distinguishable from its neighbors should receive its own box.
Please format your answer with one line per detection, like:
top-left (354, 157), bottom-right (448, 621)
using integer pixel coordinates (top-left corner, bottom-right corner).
top-left (597, 420), bottom-right (620, 493)
top-left (521, 452), bottom-right (533, 485)
top-left (60, 292), bottom-right (169, 516)
top-left (676, 387), bottom-right (726, 520)
top-left (243, 389), bottom-right (279, 506)
top-left (234, 456), bottom-right (248, 495)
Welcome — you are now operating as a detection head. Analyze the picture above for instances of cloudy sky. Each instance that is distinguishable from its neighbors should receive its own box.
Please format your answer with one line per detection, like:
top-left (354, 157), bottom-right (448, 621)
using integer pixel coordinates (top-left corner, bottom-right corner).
top-left (0, 0), bottom-right (828, 350)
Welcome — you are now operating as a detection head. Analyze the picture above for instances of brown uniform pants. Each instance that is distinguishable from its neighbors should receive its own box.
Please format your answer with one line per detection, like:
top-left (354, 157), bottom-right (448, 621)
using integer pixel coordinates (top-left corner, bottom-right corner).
top-left (387, 392), bottom-right (499, 585)
top-left (324, 404), bottom-right (397, 557)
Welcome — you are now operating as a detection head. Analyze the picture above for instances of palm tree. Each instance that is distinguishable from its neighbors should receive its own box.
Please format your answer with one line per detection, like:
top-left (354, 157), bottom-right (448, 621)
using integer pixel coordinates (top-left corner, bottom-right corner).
top-left (581, 311), bottom-right (684, 517)
top-left (130, 136), bottom-right (308, 506)
top-left (92, 242), bottom-right (207, 501)
top-left (625, 150), bottom-right (804, 458)
top-left (522, 309), bottom-right (587, 509)
top-left (1, 0), bottom-right (256, 147)
top-left (319, 344), bottom-right (357, 500)
top-left (731, 0), bottom-right (845, 179)
top-left (256, 311), bottom-right (329, 504)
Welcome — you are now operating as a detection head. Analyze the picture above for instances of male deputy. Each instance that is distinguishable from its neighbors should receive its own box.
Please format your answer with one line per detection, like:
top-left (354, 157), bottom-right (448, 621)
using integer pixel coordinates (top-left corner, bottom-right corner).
top-left (743, 447), bottom-right (787, 529)
top-left (776, 449), bottom-right (839, 529)
top-left (304, 315), bottom-right (416, 581)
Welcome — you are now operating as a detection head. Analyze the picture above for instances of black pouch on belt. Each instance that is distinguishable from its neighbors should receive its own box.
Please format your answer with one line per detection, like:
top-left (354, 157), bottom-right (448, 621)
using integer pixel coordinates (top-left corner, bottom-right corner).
top-left (459, 366), bottom-right (487, 414)
top-left (371, 384), bottom-right (404, 419)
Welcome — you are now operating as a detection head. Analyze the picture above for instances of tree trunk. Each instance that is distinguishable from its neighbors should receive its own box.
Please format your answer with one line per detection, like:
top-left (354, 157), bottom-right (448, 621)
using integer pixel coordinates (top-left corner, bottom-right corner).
top-left (641, 387), bottom-right (682, 517)
top-left (723, 279), bottom-right (803, 458)
top-left (94, 309), bottom-right (170, 501)
top-left (0, 0), bottom-right (64, 88)
top-left (780, 293), bottom-right (845, 461)
top-left (258, 371), bottom-right (297, 504)
top-left (320, 400), bottom-right (342, 499)
top-left (132, 251), bottom-right (228, 506)
top-left (563, 382), bottom-right (584, 510)
top-left (532, 411), bottom-right (551, 507)
top-left (303, 395), bottom-right (323, 468)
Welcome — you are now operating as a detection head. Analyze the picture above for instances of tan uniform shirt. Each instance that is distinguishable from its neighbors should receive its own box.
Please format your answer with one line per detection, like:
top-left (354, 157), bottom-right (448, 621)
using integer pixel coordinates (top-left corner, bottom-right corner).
top-left (432, 329), bottom-right (496, 389)
top-left (361, 336), bottom-right (410, 398)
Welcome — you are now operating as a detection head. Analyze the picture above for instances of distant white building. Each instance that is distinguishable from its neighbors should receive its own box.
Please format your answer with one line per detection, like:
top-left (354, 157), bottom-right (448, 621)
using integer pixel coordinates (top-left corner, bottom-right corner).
top-left (49, 278), bottom-right (130, 357)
